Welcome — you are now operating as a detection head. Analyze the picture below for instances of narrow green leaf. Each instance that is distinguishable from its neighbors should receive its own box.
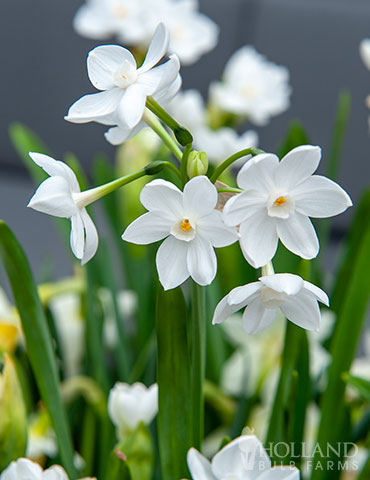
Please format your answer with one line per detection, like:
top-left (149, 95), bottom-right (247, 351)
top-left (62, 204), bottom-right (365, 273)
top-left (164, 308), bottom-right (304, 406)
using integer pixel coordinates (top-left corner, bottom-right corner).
top-left (0, 221), bottom-right (76, 478)
top-left (277, 121), bottom-right (310, 158)
top-left (342, 373), bottom-right (370, 403)
top-left (156, 286), bottom-right (192, 480)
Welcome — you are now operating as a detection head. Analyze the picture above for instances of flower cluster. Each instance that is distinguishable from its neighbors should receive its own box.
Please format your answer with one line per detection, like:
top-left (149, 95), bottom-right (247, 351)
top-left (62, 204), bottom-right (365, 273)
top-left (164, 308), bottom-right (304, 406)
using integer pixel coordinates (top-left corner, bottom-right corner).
top-left (73, 0), bottom-right (219, 65)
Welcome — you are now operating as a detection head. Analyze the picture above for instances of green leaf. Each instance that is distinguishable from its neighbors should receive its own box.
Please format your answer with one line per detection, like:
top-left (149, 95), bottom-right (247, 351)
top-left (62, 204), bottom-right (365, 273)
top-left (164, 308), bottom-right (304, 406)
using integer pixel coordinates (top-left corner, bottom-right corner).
top-left (342, 373), bottom-right (370, 403)
top-left (156, 286), bottom-right (192, 480)
top-left (120, 423), bottom-right (154, 480)
top-left (277, 121), bottom-right (310, 158)
top-left (0, 221), bottom-right (76, 478)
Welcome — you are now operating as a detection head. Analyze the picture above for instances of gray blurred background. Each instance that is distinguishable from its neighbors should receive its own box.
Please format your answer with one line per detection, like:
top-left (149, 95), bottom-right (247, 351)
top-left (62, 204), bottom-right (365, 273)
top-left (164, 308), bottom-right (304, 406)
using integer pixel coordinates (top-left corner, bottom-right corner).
top-left (1, 0), bottom-right (370, 279)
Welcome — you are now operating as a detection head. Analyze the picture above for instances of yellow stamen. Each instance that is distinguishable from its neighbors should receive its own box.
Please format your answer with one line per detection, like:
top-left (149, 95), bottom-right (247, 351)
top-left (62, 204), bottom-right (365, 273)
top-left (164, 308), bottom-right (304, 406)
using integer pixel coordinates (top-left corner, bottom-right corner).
top-left (121, 74), bottom-right (126, 79)
top-left (274, 196), bottom-right (286, 207)
top-left (181, 219), bottom-right (192, 232)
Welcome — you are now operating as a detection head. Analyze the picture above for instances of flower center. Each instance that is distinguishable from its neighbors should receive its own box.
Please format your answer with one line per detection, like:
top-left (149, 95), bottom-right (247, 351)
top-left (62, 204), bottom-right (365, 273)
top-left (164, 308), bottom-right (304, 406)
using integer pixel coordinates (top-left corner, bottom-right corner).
top-left (113, 60), bottom-right (138, 89)
top-left (260, 285), bottom-right (286, 309)
top-left (170, 218), bottom-right (196, 242)
top-left (113, 4), bottom-right (128, 18)
top-left (181, 219), bottom-right (192, 231)
top-left (242, 84), bottom-right (258, 99)
top-left (267, 193), bottom-right (294, 219)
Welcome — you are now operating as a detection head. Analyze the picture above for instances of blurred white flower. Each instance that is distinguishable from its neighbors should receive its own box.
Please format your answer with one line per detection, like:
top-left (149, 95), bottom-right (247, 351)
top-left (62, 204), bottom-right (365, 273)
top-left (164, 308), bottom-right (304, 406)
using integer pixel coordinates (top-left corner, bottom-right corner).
top-left (0, 458), bottom-right (93, 480)
top-left (26, 409), bottom-right (57, 460)
top-left (350, 330), bottom-right (370, 382)
top-left (66, 23), bottom-right (181, 141)
top-left (360, 39), bottom-right (370, 71)
top-left (210, 46), bottom-right (291, 125)
top-left (49, 293), bottom-right (84, 378)
top-left (187, 435), bottom-right (300, 479)
top-left (223, 146), bottom-right (352, 268)
top-left (108, 382), bottom-right (158, 438)
top-left (28, 153), bottom-right (99, 265)
top-left (213, 273), bottom-right (329, 334)
top-left (122, 176), bottom-right (238, 290)
top-left (74, 0), bottom-right (218, 65)
top-left (0, 288), bottom-right (22, 353)
top-left (168, 89), bottom-right (258, 164)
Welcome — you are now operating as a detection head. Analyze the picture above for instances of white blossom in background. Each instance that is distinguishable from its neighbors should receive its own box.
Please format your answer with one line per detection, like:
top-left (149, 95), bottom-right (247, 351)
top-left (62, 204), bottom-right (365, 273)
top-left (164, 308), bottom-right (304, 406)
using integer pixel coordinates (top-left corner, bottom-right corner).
top-left (0, 458), bottom-right (93, 480)
top-left (74, 0), bottom-right (219, 65)
top-left (360, 39), bottom-right (370, 71)
top-left (168, 89), bottom-right (258, 165)
top-left (66, 23), bottom-right (181, 144)
top-left (27, 153), bottom-right (99, 265)
top-left (108, 382), bottom-right (158, 438)
top-left (350, 331), bottom-right (370, 382)
top-left (26, 410), bottom-right (57, 460)
top-left (210, 46), bottom-right (291, 125)
top-left (122, 176), bottom-right (238, 290)
top-left (223, 146), bottom-right (352, 268)
top-left (213, 273), bottom-right (329, 334)
top-left (187, 435), bottom-right (300, 479)
top-left (0, 288), bottom-right (22, 352)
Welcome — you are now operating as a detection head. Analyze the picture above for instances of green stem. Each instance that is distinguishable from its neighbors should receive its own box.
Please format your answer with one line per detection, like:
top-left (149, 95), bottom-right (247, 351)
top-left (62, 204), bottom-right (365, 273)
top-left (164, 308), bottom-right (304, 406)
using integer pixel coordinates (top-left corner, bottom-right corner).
top-left (143, 109), bottom-right (183, 160)
top-left (216, 187), bottom-right (242, 194)
top-left (161, 161), bottom-right (182, 181)
top-left (210, 147), bottom-right (264, 183)
top-left (190, 281), bottom-right (206, 449)
top-left (181, 143), bottom-right (192, 186)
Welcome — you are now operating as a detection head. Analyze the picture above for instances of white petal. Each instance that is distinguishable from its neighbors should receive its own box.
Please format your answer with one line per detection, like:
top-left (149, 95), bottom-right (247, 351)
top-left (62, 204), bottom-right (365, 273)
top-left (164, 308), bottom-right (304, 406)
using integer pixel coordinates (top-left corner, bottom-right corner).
top-left (223, 190), bottom-right (266, 227)
top-left (275, 145), bottom-right (321, 190)
top-left (187, 236), bottom-right (217, 286)
top-left (212, 295), bottom-right (248, 325)
top-left (70, 212), bottom-right (85, 259)
top-left (212, 435), bottom-right (271, 479)
top-left (228, 282), bottom-right (262, 305)
top-left (259, 273), bottom-right (304, 296)
top-left (197, 210), bottom-right (238, 247)
top-left (80, 209), bottom-right (99, 265)
top-left (29, 152), bottom-right (80, 191)
top-left (239, 212), bottom-right (279, 268)
top-left (65, 89), bottom-right (123, 124)
top-left (1, 459), bottom-right (42, 480)
top-left (183, 176), bottom-right (218, 218)
top-left (122, 212), bottom-right (171, 245)
top-left (257, 466), bottom-right (300, 480)
top-left (138, 55), bottom-right (180, 96)
top-left (28, 177), bottom-right (77, 218)
top-left (276, 213), bottom-right (319, 259)
top-left (43, 466), bottom-right (69, 480)
top-left (137, 23), bottom-right (169, 74)
top-left (73, 5), bottom-right (114, 40)
top-left (140, 179), bottom-right (183, 218)
top-left (303, 281), bottom-right (329, 306)
top-left (237, 153), bottom-right (279, 192)
top-left (187, 448), bottom-right (215, 480)
top-left (88, 45), bottom-right (136, 90)
top-left (105, 122), bottom-right (145, 146)
top-left (154, 73), bottom-right (182, 103)
top-left (281, 291), bottom-right (321, 332)
top-left (242, 298), bottom-right (277, 335)
top-left (292, 175), bottom-right (352, 218)
top-left (118, 84), bottom-right (147, 128)
top-left (156, 236), bottom-right (189, 290)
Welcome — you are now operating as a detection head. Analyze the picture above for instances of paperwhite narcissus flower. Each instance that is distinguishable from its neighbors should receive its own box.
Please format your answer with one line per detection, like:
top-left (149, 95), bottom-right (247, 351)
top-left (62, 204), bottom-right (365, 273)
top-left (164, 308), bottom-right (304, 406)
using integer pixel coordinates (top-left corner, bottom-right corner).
top-left (122, 176), bottom-right (238, 290)
top-left (168, 89), bottom-right (258, 165)
top-left (213, 273), bottom-right (329, 334)
top-left (210, 46), bottom-right (291, 125)
top-left (73, 0), bottom-right (218, 66)
top-left (0, 458), bottom-right (93, 480)
top-left (108, 382), bottom-right (158, 438)
top-left (27, 153), bottom-right (98, 265)
top-left (187, 435), bottom-right (300, 479)
top-left (223, 146), bottom-right (352, 268)
top-left (65, 23), bottom-right (180, 135)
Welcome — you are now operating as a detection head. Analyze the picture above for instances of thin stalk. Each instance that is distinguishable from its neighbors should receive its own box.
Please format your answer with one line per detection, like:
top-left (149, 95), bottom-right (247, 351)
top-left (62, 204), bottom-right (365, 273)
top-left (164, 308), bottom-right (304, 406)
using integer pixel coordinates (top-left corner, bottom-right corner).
top-left (143, 109), bottom-right (183, 160)
top-left (216, 187), bottom-right (242, 194)
top-left (210, 148), bottom-right (264, 183)
top-left (190, 281), bottom-right (206, 449)
top-left (161, 161), bottom-right (182, 181)
top-left (181, 143), bottom-right (192, 186)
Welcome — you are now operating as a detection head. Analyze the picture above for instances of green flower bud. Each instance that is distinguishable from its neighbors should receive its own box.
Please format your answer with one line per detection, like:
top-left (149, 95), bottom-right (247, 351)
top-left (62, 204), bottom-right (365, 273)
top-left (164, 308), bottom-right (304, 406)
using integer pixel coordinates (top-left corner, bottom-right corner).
top-left (187, 151), bottom-right (209, 178)
top-left (0, 354), bottom-right (27, 469)
top-left (174, 127), bottom-right (193, 146)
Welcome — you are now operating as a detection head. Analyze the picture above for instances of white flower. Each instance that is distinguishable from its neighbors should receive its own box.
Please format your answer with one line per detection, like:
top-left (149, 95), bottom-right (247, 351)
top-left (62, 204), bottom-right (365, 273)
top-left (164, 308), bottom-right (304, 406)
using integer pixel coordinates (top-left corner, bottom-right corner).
top-left (223, 145), bottom-right (352, 268)
top-left (187, 435), bottom-right (300, 479)
top-left (73, 0), bottom-right (218, 66)
top-left (210, 46), bottom-right (291, 125)
top-left (27, 153), bottom-right (98, 265)
top-left (213, 273), bottom-right (329, 334)
top-left (65, 23), bottom-right (181, 139)
top-left (0, 458), bottom-right (93, 480)
top-left (360, 38), bottom-right (370, 71)
top-left (168, 89), bottom-right (258, 164)
top-left (108, 382), bottom-right (158, 438)
top-left (122, 176), bottom-right (238, 290)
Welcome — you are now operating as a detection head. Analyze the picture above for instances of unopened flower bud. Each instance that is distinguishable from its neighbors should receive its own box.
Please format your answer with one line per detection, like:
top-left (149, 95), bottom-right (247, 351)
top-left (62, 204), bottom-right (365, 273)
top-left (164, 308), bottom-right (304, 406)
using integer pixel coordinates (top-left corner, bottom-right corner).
top-left (187, 151), bottom-right (209, 178)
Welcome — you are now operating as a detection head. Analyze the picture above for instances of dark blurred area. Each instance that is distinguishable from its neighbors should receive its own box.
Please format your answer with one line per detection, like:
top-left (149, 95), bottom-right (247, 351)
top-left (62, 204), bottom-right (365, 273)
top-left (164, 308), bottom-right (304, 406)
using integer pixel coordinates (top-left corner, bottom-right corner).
top-left (0, 0), bottom-right (370, 278)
